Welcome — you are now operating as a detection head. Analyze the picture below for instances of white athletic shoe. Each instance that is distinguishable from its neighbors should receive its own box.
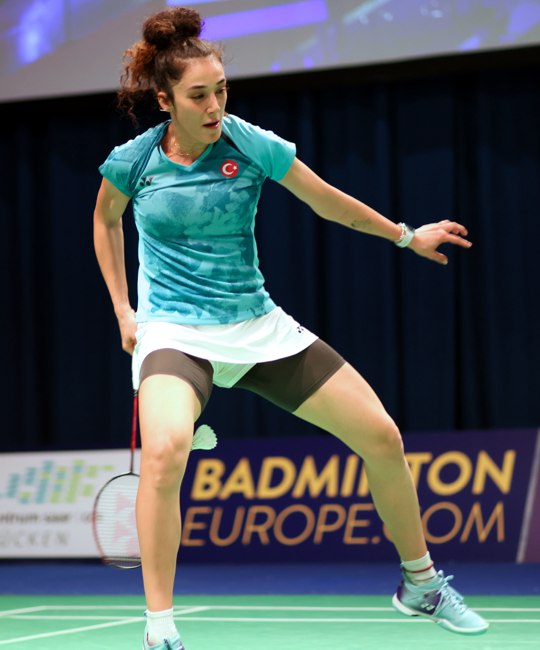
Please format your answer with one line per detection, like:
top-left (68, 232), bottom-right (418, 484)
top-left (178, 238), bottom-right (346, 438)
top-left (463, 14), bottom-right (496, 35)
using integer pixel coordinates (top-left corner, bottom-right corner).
top-left (392, 570), bottom-right (489, 634)
top-left (142, 627), bottom-right (184, 649)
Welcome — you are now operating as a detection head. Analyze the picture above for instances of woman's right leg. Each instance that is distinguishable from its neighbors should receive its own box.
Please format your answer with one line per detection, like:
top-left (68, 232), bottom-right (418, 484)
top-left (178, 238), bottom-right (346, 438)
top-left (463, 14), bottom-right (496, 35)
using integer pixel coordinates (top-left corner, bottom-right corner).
top-left (137, 374), bottom-right (201, 613)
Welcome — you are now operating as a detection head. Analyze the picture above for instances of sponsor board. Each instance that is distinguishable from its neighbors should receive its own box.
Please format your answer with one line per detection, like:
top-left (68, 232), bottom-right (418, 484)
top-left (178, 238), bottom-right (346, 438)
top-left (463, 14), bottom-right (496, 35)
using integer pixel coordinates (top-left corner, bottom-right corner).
top-left (1, 429), bottom-right (538, 561)
top-left (0, 449), bottom-right (139, 557)
top-left (178, 429), bottom-right (539, 563)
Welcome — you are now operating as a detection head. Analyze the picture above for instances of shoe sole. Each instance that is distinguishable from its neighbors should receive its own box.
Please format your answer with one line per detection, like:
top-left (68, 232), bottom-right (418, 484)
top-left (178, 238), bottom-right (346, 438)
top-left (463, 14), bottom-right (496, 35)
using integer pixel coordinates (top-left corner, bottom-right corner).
top-left (392, 593), bottom-right (489, 635)
top-left (143, 638), bottom-right (185, 649)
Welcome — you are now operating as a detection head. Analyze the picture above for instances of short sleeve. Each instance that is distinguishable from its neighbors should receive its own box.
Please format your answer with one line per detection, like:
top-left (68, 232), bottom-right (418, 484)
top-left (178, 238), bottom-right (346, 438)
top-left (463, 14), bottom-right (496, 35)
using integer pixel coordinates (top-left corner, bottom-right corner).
top-left (98, 143), bottom-right (134, 197)
top-left (98, 122), bottom-right (169, 197)
top-left (221, 114), bottom-right (296, 181)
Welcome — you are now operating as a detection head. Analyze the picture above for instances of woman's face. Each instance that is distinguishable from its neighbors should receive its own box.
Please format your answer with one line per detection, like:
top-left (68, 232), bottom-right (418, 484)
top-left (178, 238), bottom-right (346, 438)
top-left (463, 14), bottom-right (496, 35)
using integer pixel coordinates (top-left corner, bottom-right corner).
top-left (158, 56), bottom-right (227, 150)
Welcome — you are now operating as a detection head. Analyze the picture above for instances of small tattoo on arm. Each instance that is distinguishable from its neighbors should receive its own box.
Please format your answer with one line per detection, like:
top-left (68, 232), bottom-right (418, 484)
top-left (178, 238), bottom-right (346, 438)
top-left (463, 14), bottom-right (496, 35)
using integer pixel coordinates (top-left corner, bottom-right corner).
top-left (350, 218), bottom-right (370, 231)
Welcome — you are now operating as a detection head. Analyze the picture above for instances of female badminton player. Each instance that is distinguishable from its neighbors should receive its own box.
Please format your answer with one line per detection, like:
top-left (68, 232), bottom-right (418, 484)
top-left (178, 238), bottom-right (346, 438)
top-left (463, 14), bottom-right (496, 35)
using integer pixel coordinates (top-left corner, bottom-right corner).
top-left (93, 7), bottom-right (488, 649)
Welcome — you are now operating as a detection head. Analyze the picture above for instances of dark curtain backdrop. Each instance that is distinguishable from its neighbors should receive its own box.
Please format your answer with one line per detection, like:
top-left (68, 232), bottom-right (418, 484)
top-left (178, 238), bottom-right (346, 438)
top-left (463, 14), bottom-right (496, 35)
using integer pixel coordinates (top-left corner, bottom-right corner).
top-left (1, 54), bottom-right (539, 452)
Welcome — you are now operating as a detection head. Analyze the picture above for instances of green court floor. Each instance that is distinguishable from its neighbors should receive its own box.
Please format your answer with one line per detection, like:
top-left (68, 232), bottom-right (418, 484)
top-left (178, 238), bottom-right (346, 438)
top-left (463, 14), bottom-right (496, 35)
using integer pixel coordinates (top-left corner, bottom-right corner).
top-left (1, 594), bottom-right (539, 649)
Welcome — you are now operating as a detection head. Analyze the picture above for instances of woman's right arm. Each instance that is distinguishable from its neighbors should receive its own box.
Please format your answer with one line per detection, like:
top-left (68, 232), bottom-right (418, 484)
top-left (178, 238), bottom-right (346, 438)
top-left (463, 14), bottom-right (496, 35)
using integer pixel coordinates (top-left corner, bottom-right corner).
top-left (93, 178), bottom-right (137, 354)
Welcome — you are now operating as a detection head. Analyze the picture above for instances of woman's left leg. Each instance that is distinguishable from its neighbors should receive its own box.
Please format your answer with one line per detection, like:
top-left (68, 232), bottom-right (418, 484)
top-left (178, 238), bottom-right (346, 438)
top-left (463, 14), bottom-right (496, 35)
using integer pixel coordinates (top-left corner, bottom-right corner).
top-left (292, 361), bottom-right (426, 561)
top-left (290, 360), bottom-right (488, 634)
top-left (237, 342), bottom-right (488, 633)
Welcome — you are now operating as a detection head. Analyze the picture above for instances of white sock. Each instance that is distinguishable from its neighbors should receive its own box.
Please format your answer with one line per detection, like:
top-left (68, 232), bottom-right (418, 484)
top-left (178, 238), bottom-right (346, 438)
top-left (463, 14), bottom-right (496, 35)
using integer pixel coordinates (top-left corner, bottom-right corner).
top-left (145, 608), bottom-right (178, 646)
top-left (401, 552), bottom-right (438, 585)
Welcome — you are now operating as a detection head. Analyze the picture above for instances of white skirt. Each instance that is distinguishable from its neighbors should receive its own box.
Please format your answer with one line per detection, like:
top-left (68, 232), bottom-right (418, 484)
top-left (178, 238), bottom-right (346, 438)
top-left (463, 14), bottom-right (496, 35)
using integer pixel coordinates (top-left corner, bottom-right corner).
top-left (132, 307), bottom-right (318, 390)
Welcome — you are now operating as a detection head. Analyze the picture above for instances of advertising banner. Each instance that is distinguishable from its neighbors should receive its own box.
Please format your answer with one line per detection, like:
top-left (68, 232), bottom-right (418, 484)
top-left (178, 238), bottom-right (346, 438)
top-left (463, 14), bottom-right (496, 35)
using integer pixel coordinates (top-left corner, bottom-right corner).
top-left (0, 449), bottom-right (139, 557)
top-left (1, 428), bottom-right (539, 561)
top-left (178, 428), bottom-right (540, 563)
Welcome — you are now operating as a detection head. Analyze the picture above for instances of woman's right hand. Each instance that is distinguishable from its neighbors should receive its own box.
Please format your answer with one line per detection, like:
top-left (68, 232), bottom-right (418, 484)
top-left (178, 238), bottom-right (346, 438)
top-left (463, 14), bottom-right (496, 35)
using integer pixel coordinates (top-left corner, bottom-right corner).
top-left (116, 307), bottom-right (137, 355)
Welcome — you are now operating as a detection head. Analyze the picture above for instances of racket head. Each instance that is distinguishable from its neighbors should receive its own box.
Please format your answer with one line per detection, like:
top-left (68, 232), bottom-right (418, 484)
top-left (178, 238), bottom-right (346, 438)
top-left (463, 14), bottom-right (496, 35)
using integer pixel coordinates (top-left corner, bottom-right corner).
top-left (92, 472), bottom-right (141, 569)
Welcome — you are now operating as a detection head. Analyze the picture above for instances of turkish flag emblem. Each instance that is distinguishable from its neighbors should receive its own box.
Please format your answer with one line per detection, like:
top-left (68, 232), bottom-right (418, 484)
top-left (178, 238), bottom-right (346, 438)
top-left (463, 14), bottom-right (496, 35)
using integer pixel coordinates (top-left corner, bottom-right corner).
top-left (220, 160), bottom-right (239, 178)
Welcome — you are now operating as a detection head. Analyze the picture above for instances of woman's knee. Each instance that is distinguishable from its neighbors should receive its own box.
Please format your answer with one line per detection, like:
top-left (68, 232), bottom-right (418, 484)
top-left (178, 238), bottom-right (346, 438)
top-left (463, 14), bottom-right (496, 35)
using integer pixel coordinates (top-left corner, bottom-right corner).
top-left (137, 374), bottom-right (200, 490)
top-left (141, 428), bottom-right (192, 491)
top-left (361, 416), bottom-right (404, 463)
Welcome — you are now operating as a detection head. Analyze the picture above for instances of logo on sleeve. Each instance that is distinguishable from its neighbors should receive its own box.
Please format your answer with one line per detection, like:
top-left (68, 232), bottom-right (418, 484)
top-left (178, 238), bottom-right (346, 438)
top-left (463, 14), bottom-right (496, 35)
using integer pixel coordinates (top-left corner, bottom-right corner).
top-left (220, 160), bottom-right (239, 178)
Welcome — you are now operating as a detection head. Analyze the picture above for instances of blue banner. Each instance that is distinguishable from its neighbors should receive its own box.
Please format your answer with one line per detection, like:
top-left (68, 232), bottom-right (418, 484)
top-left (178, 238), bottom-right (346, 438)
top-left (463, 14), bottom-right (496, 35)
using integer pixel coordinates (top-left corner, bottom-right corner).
top-left (179, 428), bottom-right (539, 562)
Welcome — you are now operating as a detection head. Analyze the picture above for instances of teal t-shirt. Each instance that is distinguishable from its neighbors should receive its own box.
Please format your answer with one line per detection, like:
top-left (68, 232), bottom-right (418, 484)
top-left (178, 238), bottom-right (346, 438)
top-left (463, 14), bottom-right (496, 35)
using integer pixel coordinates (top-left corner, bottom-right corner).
top-left (99, 114), bottom-right (296, 324)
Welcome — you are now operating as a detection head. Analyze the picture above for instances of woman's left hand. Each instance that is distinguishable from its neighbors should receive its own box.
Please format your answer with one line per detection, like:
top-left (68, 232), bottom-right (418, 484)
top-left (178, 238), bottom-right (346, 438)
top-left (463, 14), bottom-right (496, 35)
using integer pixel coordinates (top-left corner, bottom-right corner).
top-left (408, 220), bottom-right (473, 265)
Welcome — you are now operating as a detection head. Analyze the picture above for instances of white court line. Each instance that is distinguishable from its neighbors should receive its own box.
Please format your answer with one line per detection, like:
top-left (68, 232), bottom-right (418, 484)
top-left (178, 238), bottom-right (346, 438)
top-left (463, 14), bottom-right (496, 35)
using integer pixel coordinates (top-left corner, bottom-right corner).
top-left (177, 605), bottom-right (396, 612)
top-left (5, 606), bottom-right (210, 622)
top-left (7, 612), bottom-right (540, 622)
top-left (476, 607), bottom-right (540, 612)
top-left (4, 604), bottom-right (387, 612)
top-left (19, 605), bottom-right (143, 610)
top-left (7, 615), bottom-right (140, 620)
top-left (182, 605), bottom-right (540, 613)
top-left (0, 606), bottom-right (208, 646)
top-left (1, 604), bottom-right (539, 644)
top-left (6, 604), bottom-right (201, 611)
top-left (177, 617), bottom-right (431, 623)
top-left (180, 605), bottom-right (395, 611)
top-left (488, 620), bottom-right (540, 623)
top-left (142, 616), bottom-right (540, 624)
top-left (27, 604), bottom-right (540, 616)
top-left (4, 614), bottom-right (540, 626)
top-left (0, 606), bottom-right (48, 617)
top-left (175, 606), bottom-right (210, 615)
top-left (0, 617), bottom-right (141, 646)
top-left (49, 604), bottom-right (536, 613)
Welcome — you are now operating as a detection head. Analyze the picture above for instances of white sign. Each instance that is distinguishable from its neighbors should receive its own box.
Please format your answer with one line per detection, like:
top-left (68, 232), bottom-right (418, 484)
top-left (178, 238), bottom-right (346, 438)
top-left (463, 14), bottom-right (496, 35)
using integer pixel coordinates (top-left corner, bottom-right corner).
top-left (0, 449), bottom-right (140, 558)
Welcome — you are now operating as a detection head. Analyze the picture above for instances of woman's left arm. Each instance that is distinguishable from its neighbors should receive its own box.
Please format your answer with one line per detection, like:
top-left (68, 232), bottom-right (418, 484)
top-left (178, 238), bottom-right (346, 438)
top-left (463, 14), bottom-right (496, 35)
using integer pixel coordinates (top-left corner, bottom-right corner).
top-left (279, 158), bottom-right (472, 265)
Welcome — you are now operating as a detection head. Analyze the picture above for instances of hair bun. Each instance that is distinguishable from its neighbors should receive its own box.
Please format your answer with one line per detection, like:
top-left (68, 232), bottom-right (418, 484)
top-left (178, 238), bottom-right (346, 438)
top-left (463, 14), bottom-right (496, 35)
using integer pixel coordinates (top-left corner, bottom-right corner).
top-left (143, 8), bottom-right (202, 49)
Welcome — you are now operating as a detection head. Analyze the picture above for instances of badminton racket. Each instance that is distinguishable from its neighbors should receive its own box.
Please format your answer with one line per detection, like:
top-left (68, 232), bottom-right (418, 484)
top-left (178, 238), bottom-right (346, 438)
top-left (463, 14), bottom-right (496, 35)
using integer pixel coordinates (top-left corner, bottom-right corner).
top-left (92, 391), bottom-right (217, 569)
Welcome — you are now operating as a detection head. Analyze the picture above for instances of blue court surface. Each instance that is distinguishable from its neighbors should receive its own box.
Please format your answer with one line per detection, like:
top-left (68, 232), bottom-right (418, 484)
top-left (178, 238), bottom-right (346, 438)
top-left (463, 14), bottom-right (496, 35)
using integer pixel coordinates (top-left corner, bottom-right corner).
top-left (2, 560), bottom-right (539, 596)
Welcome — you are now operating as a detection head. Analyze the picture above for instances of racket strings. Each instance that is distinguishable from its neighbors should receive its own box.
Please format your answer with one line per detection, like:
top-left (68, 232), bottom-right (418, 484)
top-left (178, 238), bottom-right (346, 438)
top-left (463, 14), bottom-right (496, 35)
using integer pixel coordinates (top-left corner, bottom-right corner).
top-left (92, 392), bottom-right (218, 570)
top-left (93, 473), bottom-right (141, 569)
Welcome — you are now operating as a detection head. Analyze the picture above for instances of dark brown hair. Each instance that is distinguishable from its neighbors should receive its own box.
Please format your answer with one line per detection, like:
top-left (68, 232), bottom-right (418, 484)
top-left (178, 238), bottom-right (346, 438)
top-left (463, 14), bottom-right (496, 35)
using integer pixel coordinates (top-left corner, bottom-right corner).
top-left (117, 7), bottom-right (223, 121)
